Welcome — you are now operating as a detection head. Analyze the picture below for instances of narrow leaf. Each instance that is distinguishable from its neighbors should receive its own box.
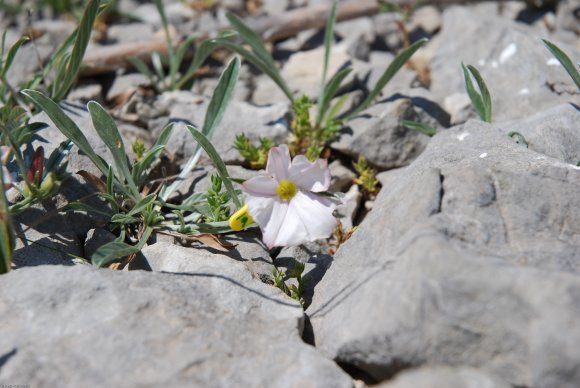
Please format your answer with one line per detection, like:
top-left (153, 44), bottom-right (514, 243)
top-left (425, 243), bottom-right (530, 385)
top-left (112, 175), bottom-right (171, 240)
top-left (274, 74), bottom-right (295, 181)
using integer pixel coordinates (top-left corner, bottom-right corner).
top-left (87, 101), bottom-right (139, 197)
top-left (21, 90), bottom-right (109, 174)
top-left (186, 125), bottom-right (242, 209)
top-left (317, 0), bottom-right (339, 124)
top-left (542, 39), bottom-right (580, 90)
top-left (226, 12), bottom-right (277, 71)
top-left (52, 0), bottom-right (101, 101)
top-left (1, 36), bottom-right (30, 78)
top-left (318, 67), bottom-right (352, 124)
top-left (202, 56), bottom-right (240, 137)
top-left (92, 226), bottom-right (152, 267)
top-left (467, 65), bottom-right (492, 122)
top-left (462, 63), bottom-right (488, 122)
top-left (349, 38), bottom-right (428, 118)
top-left (401, 120), bottom-right (437, 137)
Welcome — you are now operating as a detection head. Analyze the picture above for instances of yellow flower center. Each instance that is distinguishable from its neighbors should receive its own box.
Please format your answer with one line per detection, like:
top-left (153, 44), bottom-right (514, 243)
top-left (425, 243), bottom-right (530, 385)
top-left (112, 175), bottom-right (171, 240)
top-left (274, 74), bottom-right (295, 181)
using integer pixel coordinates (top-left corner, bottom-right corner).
top-left (276, 179), bottom-right (298, 201)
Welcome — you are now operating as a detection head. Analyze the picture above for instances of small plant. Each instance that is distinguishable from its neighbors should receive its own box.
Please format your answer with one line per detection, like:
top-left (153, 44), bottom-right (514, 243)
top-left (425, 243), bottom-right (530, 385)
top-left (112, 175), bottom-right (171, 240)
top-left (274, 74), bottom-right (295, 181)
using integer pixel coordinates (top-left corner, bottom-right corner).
top-left (217, 0), bottom-right (427, 163)
top-left (462, 63), bottom-right (492, 123)
top-left (128, 0), bottom-right (223, 91)
top-left (272, 260), bottom-right (308, 305)
top-left (353, 155), bottom-right (379, 196)
top-left (21, 56), bottom-right (243, 268)
top-left (233, 133), bottom-right (272, 169)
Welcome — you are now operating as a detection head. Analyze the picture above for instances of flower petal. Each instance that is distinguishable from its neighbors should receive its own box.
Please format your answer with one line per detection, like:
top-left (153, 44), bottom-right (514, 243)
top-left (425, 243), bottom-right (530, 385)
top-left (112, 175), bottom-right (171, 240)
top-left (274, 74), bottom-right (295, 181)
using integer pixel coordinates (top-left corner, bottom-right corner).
top-left (290, 191), bottom-right (338, 241)
top-left (288, 155), bottom-right (331, 192)
top-left (266, 144), bottom-right (291, 180)
top-left (242, 175), bottom-right (277, 197)
top-left (260, 200), bottom-right (290, 249)
top-left (264, 192), bottom-right (338, 248)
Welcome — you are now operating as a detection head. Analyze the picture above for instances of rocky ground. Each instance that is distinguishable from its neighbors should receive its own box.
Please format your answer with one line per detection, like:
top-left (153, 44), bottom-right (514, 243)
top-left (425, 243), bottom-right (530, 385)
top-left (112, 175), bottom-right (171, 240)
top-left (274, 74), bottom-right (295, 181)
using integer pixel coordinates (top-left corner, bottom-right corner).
top-left (1, 0), bottom-right (580, 387)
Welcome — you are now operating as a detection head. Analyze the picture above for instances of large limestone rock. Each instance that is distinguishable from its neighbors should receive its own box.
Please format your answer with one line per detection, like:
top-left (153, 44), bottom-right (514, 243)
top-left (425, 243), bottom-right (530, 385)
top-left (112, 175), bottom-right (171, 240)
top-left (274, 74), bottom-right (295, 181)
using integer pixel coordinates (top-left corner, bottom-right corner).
top-left (428, 6), bottom-right (580, 122)
top-left (0, 263), bottom-right (353, 387)
top-left (308, 119), bottom-right (580, 388)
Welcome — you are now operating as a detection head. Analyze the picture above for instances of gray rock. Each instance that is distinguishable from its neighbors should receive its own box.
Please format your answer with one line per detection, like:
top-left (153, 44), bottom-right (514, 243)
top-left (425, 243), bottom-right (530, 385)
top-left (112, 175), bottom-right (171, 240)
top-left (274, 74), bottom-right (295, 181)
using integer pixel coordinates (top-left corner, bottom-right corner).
top-left (106, 23), bottom-right (155, 44)
top-left (253, 45), bottom-right (352, 104)
top-left (106, 73), bottom-right (151, 102)
top-left (308, 120), bottom-right (580, 387)
top-left (138, 233), bottom-right (274, 282)
top-left (406, 5), bottom-right (442, 36)
top-left (329, 159), bottom-right (356, 192)
top-left (555, 0), bottom-right (580, 36)
top-left (428, 6), bottom-right (580, 122)
top-left (377, 366), bottom-right (510, 388)
top-left (12, 225), bottom-right (84, 269)
top-left (499, 103), bottom-right (580, 165)
top-left (67, 83), bottom-right (104, 104)
top-left (335, 184), bottom-right (361, 230)
top-left (331, 98), bottom-right (433, 170)
top-left (371, 12), bottom-right (405, 51)
top-left (0, 265), bottom-right (352, 387)
top-left (261, 0), bottom-right (291, 14)
top-left (158, 93), bottom-right (290, 164)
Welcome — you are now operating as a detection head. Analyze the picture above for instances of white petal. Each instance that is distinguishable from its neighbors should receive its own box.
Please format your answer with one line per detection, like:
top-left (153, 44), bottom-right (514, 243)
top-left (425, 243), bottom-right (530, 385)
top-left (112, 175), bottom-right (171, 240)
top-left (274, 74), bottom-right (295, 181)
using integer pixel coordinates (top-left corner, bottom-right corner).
top-left (291, 192), bottom-right (338, 241)
top-left (288, 155), bottom-right (330, 192)
top-left (242, 175), bottom-right (277, 197)
top-left (246, 195), bottom-right (275, 226)
top-left (267, 192), bottom-right (338, 248)
top-left (266, 144), bottom-right (291, 180)
top-left (261, 200), bottom-right (290, 249)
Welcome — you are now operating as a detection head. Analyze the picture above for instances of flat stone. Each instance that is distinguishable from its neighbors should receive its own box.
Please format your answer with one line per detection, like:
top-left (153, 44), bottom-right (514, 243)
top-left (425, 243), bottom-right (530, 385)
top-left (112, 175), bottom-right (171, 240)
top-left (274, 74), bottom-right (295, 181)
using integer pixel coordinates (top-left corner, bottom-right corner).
top-left (0, 264), bottom-right (353, 387)
top-left (428, 6), bottom-right (580, 122)
top-left (308, 120), bottom-right (580, 387)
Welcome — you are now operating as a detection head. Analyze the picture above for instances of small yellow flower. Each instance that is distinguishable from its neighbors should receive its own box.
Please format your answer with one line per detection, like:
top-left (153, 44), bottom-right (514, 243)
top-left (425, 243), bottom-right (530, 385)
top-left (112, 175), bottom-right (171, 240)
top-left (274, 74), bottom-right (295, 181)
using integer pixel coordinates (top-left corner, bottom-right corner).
top-left (229, 204), bottom-right (253, 231)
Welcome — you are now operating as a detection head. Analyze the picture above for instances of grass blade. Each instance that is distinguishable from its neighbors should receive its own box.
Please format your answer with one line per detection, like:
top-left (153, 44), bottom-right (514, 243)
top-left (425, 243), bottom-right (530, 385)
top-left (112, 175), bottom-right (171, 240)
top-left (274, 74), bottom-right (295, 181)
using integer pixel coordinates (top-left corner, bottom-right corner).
top-left (542, 39), bottom-right (580, 90)
top-left (1, 36), bottom-right (30, 78)
top-left (202, 56), bottom-right (240, 137)
top-left (462, 63), bottom-right (491, 122)
top-left (186, 125), bottom-right (242, 209)
top-left (216, 38), bottom-right (293, 101)
top-left (466, 65), bottom-right (492, 122)
top-left (317, 67), bottom-right (352, 125)
top-left (0, 168), bottom-right (14, 274)
top-left (52, 0), bottom-right (101, 101)
top-left (159, 58), bottom-right (240, 201)
top-left (349, 38), bottom-right (428, 118)
top-left (87, 101), bottom-right (140, 197)
top-left (21, 89), bottom-right (109, 175)
top-left (402, 120), bottom-right (437, 137)
top-left (226, 12), bottom-right (278, 71)
top-left (316, 0), bottom-right (338, 124)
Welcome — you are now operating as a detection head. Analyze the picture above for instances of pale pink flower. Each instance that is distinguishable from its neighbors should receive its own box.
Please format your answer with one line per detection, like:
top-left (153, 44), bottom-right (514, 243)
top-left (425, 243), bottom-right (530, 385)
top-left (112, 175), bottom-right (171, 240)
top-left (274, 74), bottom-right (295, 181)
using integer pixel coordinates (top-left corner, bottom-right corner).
top-left (242, 144), bottom-right (341, 248)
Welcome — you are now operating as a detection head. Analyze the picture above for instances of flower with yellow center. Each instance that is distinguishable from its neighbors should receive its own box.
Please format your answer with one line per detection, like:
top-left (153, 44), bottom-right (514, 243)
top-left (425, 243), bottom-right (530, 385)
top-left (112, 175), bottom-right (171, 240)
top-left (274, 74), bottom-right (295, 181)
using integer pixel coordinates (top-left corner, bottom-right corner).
top-left (241, 144), bottom-right (342, 248)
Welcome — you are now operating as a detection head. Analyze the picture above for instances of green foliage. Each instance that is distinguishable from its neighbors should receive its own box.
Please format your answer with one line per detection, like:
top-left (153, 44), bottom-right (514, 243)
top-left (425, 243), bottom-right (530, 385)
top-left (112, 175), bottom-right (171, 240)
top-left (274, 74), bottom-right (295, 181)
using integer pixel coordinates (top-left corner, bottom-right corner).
top-left (272, 260), bottom-right (307, 305)
top-left (542, 39), bottom-right (580, 91)
top-left (0, 165), bottom-right (14, 274)
top-left (289, 95), bottom-right (342, 160)
top-left (353, 155), bottom-right (379, 195)
top-left (462, 63), bottom-right (492, 123)
top-left (221, 2), bottom-right (426, 160)
top-left (129, 0), bottom-right (224, 91)
top-left (233, 133), bottom-right (272, 169)
top-left (401, 120), bottom-right (437, 137)
top-left (21, 57), bottom-right (243, 268)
